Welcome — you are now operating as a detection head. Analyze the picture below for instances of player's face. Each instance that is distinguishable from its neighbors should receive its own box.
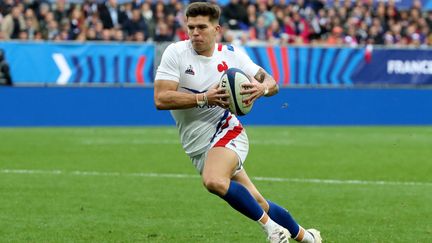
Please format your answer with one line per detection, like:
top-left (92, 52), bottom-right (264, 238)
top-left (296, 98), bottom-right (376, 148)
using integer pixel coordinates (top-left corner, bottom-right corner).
top-left (186, 15), bottom-right (220, 56)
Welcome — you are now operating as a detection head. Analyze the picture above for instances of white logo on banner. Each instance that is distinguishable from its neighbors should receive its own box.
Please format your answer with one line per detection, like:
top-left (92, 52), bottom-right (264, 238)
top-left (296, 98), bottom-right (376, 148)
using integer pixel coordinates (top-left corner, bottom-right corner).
top-left (52, 53), bottom-right (72, 84)
top-left (387, 60), bottom-right (432, 75)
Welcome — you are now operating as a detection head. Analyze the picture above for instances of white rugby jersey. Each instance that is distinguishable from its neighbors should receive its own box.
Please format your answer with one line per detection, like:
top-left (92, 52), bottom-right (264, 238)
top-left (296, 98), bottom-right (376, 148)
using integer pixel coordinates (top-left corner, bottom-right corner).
top-left (155, 40), bottom-right (260, 157)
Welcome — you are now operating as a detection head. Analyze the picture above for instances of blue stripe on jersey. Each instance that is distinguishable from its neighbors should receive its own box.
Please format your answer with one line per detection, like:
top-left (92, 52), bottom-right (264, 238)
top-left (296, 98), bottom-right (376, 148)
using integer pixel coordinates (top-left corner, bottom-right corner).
top-left (210, 110), bottom-right (229, 143)
top-left (182, 87), bottom-right (206, 94)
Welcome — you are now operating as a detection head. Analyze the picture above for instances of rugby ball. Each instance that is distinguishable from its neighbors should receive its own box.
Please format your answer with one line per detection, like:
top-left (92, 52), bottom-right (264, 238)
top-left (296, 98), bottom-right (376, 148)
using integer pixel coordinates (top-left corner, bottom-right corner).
top-left (219, 68), bottom-right (253, 116)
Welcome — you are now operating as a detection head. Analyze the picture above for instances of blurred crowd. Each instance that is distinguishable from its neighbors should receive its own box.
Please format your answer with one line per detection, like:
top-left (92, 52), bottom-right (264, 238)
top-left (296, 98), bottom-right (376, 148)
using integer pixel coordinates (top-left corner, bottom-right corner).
top-left (1, 0), bottom-right (432, 47)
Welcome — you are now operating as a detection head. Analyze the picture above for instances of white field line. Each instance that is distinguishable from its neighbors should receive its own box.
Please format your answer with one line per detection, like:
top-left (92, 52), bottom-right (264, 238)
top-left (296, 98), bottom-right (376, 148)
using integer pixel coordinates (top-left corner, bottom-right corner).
top-left (1, 169), bottom-right (431, 187)
top-left (80, 139), bottom-right (294, 146)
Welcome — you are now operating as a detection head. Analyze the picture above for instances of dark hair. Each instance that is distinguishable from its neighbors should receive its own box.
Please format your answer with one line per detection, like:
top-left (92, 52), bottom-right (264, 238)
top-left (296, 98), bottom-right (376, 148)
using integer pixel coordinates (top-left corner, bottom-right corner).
top-left (185, 2), bottom-right (221, 23)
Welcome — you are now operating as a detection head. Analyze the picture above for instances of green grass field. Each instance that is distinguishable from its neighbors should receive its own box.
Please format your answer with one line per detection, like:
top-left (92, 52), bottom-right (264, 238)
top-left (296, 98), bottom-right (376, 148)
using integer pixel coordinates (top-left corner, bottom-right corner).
top-left (1, 126), bottom-right (431, 242)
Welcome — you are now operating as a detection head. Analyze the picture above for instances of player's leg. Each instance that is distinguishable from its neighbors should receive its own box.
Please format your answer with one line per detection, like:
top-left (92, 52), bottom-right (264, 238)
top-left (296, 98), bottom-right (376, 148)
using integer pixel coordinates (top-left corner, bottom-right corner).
top-left (201, 147), bottom-right (289, 242)
top-left (202, 146), bottom-right (265, 221)
top-left (233, 170), bottom-right (321, 243)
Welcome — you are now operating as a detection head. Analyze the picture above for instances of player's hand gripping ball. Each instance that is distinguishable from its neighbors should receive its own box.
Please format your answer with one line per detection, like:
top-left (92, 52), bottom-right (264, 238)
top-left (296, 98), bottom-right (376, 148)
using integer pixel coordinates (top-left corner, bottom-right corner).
top-left (219, 68), bottom-right (253, 116)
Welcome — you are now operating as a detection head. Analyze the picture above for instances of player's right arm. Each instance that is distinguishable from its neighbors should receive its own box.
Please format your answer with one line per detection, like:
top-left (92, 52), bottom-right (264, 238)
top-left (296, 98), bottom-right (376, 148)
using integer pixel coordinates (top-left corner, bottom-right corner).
top-left (154, 79), bottom-right (200, 110)
top-left (154, 80), bottom-right (230, 110)
top-left (154, 44), bottom-right (201, 110)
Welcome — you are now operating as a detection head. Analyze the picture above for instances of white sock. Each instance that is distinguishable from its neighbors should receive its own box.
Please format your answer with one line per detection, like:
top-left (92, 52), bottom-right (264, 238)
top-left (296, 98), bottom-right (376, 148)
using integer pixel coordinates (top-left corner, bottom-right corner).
top-left (259, 216), bottom-right (280, 235)
top-left (295, 227), bottom-right (315, 243)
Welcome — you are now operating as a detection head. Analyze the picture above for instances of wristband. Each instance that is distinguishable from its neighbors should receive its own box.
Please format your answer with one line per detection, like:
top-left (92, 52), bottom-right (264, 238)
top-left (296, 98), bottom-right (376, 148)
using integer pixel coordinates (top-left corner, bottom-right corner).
top-left (196, 94), bottom-right (205, 106)
top-left (203, 92), bottom-right (208, 105)
top-left (196, 93), bottom-right (208, 106)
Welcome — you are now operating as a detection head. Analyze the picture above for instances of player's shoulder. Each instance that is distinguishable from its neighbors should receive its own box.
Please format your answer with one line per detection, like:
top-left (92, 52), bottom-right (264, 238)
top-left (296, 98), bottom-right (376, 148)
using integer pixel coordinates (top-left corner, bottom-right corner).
top-left (165, 40), bottom-right (192, 55)
top-left (217, 43), bottom-right (249, 60)
top-left (217, 43), bottom-right (238, 54)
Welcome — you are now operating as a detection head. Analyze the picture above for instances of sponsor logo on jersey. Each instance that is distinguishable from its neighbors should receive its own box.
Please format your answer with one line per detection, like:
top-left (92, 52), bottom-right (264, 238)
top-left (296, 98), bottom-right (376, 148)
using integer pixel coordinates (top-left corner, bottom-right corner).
top-left (185, 65), bottom-right (195, 75)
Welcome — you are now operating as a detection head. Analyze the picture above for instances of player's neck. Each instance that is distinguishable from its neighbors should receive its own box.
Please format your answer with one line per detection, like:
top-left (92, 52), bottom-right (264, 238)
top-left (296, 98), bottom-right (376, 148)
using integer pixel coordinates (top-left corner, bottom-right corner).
top-left (195, 43), bottom-right (215, 57)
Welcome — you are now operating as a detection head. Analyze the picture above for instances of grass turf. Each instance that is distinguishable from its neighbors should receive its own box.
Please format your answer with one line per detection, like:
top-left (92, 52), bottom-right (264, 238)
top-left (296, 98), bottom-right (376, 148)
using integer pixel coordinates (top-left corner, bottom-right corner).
top-left (0, 126), bottom-right (431, 242)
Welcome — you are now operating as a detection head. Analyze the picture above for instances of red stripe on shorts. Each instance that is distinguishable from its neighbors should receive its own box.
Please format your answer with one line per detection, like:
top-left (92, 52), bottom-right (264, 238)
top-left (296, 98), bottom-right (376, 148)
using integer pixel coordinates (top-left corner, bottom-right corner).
top-left (214, 124), bottom-right (243, 147)
top-left (220, 115), bottom-right (232, 130)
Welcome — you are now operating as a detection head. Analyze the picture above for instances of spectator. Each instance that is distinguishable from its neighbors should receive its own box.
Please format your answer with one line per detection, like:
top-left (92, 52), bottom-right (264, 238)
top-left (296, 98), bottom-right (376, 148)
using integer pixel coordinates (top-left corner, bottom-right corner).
top-left (284, 12), bottom-right (310, 44)
top-left (344, 25), bottom-right (359, 47)
top-left (36, 2), bottom-right (51, 30)
top-left (222, 0), bottom-right (248, 30)
top-left (100, 28), bottom-right (113, 41)
top-left (153, 1), bottom-right (165, 21)
top-left (256, 1), bottom-right (275, 28)
top-left (154, 21), bottom-right (173, 42)
top-left (426, 11), bottom-right (432, 30)
top-left (133, 30), bottom-right (145, 42)
top-left (326, 25), bottom-right (344, 45)
top-left (246, 4), bottom-right (257, 27)
top-left (165, 0), bottom-right (179, 16)
top-left (141, 2), bottom-right (156, 40)
top-left (175, 22), bottom-right (188, 41)
top-left (113, 28), bottom-right (125, 41)
top-left (45, 19), bottom-right (59, 40)
top-left (53, 0), bottom-right (68, 24)
top-left (249, 15), bottom-right (268, 42)
top-left (0, 0), bottom-right (14, 16)
top-left (93, 20), bottom-right (104, 40)
top-left (368, 25), bottom-right (384, 45)
top-left (267, 19), bottom-right (283, 44)
top-left (0, 49), bottom-right (12, 86)
top-left (1, 6), bottom-right (26, 39)
top-left (68, 7), bottom-right (85, 40)
top-left (122, 8), bottom-right (149, 41)
top-left (98, 0), bottom-right (128, 29)
top-left (86, 27), bottom-right (97, 41)
top-left (24, 8), bottom-right (40, 40)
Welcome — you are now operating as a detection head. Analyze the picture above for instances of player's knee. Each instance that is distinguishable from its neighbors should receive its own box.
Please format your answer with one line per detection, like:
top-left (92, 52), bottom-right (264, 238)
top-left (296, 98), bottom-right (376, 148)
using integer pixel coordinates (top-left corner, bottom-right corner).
top-left (202, 177), bottom-right (229, 196)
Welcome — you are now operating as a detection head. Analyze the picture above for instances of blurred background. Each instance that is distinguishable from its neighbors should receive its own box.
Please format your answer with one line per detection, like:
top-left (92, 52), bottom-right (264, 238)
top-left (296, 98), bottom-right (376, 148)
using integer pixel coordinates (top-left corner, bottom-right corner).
top-left (1, 0), bottom-right (432, 126)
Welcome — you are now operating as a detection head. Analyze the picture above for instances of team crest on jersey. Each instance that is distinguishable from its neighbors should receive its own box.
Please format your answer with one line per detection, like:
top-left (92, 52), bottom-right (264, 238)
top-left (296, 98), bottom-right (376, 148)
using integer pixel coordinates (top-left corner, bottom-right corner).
top-left (217, 61), bottom-right (228, 72)
top-left (185, 65), bottom-right (195, 75)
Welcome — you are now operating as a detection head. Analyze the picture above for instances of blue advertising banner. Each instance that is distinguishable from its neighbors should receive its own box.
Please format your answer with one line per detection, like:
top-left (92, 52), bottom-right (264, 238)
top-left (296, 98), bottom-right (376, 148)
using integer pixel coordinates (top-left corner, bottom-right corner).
top-left (0, 42), bottom-right (154, 85)
top-left (2, 41), bottom-right (432, 86)
top-left (243, 45), bottom-right (365, 86)
top-left (352, 49), bottom-right (432, 85)
top-left (242, 45), bottom-right (432, 86)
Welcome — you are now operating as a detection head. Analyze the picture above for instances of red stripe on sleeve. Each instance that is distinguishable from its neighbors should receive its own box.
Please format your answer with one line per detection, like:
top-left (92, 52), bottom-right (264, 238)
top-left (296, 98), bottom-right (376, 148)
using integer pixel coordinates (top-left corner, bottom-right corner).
top-left (218, 43), bottom-right (223, 51)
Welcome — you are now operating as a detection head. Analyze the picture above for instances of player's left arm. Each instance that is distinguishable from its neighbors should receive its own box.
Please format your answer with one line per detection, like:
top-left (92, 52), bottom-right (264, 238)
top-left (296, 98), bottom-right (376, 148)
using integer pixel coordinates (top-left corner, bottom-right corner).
top-left (241, 68), bottom-right (279, 106)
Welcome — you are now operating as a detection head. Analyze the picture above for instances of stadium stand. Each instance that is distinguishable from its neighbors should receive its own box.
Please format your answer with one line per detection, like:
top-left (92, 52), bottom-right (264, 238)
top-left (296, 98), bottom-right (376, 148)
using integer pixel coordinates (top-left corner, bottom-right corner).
top-left (0, 0), bottom-right (431, 46)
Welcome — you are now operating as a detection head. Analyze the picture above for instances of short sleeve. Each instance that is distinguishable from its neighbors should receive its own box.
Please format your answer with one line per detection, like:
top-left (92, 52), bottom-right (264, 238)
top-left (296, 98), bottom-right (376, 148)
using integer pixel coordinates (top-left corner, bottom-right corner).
top-left (155, 43), bottom-right (180, 82)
